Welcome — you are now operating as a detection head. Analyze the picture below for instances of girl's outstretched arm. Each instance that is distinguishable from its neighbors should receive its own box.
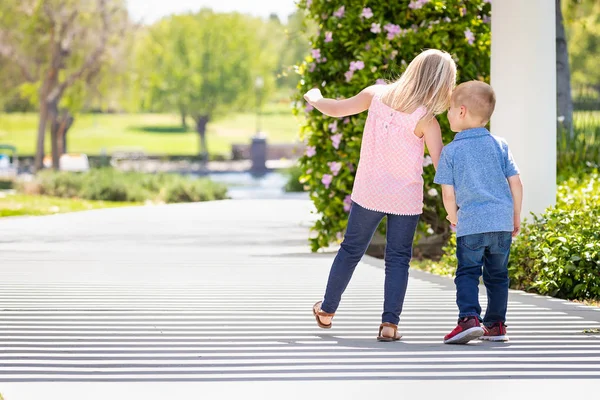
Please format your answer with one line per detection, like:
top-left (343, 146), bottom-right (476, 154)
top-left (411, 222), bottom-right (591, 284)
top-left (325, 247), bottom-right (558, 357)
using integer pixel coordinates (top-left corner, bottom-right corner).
top-left (303, 85), bottom-right (383, 118)
top-left (418, 116), bottom-right (443, 169)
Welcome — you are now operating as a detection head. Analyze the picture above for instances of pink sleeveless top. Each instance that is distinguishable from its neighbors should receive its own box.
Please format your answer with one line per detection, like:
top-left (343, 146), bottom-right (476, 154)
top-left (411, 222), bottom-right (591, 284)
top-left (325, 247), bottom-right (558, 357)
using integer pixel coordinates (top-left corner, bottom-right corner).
top-left (351, 94), bottom-right (427, 215)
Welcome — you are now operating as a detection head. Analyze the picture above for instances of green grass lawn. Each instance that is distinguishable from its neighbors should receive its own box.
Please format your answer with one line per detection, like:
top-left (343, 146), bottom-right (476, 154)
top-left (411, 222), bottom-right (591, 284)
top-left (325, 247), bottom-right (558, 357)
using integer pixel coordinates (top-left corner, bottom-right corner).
top-left (0, 102), bottom-right (304, 156)
top-left (0, 193), bottom-right (138, 217)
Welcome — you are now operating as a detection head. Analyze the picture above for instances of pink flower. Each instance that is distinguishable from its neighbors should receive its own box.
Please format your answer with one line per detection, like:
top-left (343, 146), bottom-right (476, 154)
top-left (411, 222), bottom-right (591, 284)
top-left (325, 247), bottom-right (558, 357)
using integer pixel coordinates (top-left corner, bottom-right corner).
top-left (344, 70), bottom-right (354, 82)
top-left (322, 174), bottom-right (333, 189)
top-left (484, 0), bottom-right (491, 3)
top-left (343, 118), bottom-right (350, 125)
top-left (460, 7), bottom-right (467, 17)
top-left (409, 0), bottom-right (430, 9)
top-left (324, 31), bottom-right (333, 43)
top-left (444, 17), bottom-right (451, 23)
top-left (311, 48), bottom-right (321, 61)
top-left (336, 232), bottom-right (344, 241)
top-left (306, 0), bottom-right (312, 7)
top-left (308, 62), bottom-right (316, 72)
top-left (333, 6), bottom-right (345, 18)
top-left (343, 195), bottom-right (352, 212)
top-left (349, 61), bottom-right (365, 72)
top-left (328, 120), bottom-right (338, 133)
top-left (361, 7), bottom-right (373, 19)
top-left (482, 15), bottom-right (491, 24)
top-left (422, 155), bottom-right (433, 167)
top-left (376, 78), bottom-right (387, 85)
top-left (464, 28), bottom-right (475, 45)
top-left (390, 50), bottom-right (398, 60)
top-left (331, 133), bottom-right (342, 149)
top-left (306, 168), bottom-right (312, 174)
top-left (305, 145), bottom-right (316, 157)
top-left (328, 161), bottom-right (342, 176)
top-left (305, 103), bottom-right (314, 113)
top-left (371, 23), bottom-right (381, 34)
top-left (384, 23), bottom-right (401, 40)
top-left (346, 163), bottom-right (355, 172)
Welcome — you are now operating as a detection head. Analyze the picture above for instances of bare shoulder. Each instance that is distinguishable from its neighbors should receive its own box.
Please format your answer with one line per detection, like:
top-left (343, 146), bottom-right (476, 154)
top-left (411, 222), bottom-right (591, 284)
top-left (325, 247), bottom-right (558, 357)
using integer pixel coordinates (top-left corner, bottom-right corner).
top-left (415, 114), bottom-right (440, 137)
top-left (361, 84), bottom-right (387, 97)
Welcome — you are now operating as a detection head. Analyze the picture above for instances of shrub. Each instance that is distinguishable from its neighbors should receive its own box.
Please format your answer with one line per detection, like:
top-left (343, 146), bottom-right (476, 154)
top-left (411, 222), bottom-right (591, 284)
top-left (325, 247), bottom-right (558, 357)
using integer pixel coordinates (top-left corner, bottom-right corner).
top-left (509, 172), bottom-right (600, 300)
top-left (163, 178), bottom-right (228, 203)
top-left (23, 169), bottom-right (228, 204)
top-left (294, 0), bottom-right (491, 251)
top-left (284, 165), bottom-right (307, 192)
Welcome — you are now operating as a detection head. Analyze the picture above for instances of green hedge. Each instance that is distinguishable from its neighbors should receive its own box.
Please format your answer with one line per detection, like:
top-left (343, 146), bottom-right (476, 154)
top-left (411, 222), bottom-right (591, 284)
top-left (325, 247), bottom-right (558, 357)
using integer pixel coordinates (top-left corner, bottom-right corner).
top-left (418, 172), bottom-right (600, 301)
top-left (509, 172), bottom-right (600, 300)
top-left (24, 169), bottom-right (228, 204)
top-left (294, 0), bottom-right (491, 251)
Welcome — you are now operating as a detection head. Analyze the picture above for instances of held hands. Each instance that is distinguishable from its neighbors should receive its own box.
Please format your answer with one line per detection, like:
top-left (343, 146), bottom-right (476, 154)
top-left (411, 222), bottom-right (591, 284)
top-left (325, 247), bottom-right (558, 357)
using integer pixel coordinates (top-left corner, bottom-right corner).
top-left (304, 88), bottom-right (323, 106)
top-left (446, 214), bottom-right (458, 227)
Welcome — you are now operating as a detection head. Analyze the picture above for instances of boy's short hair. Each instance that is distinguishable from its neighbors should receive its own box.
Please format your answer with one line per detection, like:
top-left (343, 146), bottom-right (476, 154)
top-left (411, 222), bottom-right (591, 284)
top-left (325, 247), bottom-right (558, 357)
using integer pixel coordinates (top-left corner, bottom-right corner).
top-left (451, 81), bottom-right (496, 123)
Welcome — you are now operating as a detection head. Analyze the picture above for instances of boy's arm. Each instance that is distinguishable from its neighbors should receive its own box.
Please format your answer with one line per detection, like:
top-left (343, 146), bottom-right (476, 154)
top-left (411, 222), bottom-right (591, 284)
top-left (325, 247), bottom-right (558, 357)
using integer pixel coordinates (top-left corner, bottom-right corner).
top-left (508, 175), bottom-right (523, 237)
top-left (304, 85), bottom-right (383, 118)
top-left (441, 185), bottom-right (458, 226)
top-left (420, 117), bottom-right (443, 169)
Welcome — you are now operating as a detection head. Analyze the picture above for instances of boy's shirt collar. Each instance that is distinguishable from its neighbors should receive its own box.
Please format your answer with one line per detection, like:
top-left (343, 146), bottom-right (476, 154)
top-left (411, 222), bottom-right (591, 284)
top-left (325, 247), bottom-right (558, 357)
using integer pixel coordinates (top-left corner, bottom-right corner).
top-left (454, 127), bottom-right (490, 141)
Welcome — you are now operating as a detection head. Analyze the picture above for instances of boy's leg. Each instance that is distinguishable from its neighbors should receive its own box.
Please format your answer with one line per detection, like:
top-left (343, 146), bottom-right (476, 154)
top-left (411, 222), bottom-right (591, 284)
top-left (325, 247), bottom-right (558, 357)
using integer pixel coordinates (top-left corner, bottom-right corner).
top-left (455, 234), bottom-right (487, 319)
top-left (320, 202), bottom-right (384, 314)
top-left (482, 231), bottom-right (511, 326)
top-left (444, 233), bottom-right (488, 344)
top-left (382, 213), bottom-right (420, 325)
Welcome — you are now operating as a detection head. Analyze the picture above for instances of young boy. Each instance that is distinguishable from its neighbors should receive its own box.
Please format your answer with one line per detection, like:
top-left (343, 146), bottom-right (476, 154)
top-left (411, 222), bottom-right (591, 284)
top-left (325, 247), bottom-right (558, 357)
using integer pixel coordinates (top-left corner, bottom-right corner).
top-left (434, 81), bottom-right (523, 344)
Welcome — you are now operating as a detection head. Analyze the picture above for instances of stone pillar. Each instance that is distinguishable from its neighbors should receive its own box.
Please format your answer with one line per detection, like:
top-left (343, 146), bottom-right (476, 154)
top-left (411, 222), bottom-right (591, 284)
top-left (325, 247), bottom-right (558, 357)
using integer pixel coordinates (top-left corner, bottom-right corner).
top-left (491, 0), bottom-right (557, 217)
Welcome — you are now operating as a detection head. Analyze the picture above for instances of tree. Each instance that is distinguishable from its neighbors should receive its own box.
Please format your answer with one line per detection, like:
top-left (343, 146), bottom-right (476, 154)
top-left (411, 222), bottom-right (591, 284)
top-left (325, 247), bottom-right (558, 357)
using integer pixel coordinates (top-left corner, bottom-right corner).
top-left (0, 0), bottom-right (129, 170)
top-left (138, 11), bottom-right (275, 159)
top-left (563, 0), bottom-right (600, 89)
top-left (295, 0), bottom-right (492, 252)
top-left (556, 0), bottom-right (573, 133)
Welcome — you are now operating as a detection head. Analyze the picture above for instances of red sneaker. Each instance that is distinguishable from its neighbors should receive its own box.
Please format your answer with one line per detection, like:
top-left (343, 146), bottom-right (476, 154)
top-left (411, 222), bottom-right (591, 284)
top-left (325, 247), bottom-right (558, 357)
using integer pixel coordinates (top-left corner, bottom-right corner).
top-left (444, 316), bottom-right (484, 344)
top-left (482, 322), bottom-right (509, 342)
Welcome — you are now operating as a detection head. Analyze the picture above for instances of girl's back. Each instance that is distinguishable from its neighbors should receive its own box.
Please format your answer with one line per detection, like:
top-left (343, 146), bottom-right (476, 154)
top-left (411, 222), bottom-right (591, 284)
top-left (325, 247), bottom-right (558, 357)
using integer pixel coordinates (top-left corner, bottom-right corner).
top-left (352, 91), bottom-right (427, 215)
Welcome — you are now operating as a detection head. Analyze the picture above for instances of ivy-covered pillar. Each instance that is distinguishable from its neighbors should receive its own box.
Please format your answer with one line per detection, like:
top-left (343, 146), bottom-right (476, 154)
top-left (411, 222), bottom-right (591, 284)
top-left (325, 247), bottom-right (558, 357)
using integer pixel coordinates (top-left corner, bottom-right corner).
top-left (491, 0), bottom-right (557, 217)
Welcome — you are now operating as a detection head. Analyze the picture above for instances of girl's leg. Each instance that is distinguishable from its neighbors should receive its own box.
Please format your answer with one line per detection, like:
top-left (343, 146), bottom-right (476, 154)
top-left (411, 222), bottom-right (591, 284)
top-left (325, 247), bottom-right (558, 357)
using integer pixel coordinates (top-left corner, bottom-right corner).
top-left (382, 214), bottom-right (420, 325)
top-left (320, 202), bottom-right (384, 314)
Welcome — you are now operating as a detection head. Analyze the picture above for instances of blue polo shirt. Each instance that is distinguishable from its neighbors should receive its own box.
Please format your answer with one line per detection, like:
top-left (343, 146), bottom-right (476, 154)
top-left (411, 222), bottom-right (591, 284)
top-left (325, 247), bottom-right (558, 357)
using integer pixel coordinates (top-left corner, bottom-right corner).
top-left (434, 127), bottom-right (520, 237)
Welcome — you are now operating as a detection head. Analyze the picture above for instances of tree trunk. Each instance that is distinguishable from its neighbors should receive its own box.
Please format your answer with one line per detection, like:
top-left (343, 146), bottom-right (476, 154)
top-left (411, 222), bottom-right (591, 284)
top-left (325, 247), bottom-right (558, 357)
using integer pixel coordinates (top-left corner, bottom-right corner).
top-left (194, 115), bottom-right (210, 160)
top-left (180, 109), bottom-right (188, 129)
top-left (35, 99), bottom-right (49, 171)
top-left (55, 110), bottom-right (74, 156)
top-left (48, 101), bottom-right (60, 170)
top-left (556, 0), bottom-right (573, 135)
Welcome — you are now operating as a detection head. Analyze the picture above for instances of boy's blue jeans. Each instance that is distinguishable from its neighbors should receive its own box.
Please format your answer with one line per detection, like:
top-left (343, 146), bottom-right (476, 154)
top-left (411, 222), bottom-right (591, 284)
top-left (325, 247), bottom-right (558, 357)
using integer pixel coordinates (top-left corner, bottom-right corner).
top-left (455, 231), bottom-right (512, 326)
top-left (320, 202), bottom-right (420, 325)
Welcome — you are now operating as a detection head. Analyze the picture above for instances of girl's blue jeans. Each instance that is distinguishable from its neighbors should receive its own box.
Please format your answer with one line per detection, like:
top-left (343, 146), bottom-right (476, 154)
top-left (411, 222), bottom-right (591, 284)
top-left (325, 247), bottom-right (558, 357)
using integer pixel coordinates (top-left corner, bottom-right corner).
top-left (320, 201), bottom-right (420, 325)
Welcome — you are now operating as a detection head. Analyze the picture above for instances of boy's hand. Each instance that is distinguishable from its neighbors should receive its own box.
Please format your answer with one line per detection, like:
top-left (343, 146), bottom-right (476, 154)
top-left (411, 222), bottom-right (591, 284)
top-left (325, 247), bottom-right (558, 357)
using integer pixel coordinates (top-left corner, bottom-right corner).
top-left (512, 214), bottom-right (521, 237)
top-left (304, 88), bottom-right (323, 105)
top-left (446, 214), bottom-right (458, 226)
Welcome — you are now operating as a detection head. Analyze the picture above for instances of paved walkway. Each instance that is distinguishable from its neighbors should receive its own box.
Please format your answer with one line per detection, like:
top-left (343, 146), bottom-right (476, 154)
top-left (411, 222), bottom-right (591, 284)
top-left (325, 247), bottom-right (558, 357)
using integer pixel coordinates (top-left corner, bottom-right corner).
top-left (0, 200), bottom-right (599, 398)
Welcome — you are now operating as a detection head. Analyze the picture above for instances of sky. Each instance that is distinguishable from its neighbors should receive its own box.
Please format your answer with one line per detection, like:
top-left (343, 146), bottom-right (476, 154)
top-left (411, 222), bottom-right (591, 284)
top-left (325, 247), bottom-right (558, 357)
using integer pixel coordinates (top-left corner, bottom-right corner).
top-left (127, 0), bottom-right (298, 24)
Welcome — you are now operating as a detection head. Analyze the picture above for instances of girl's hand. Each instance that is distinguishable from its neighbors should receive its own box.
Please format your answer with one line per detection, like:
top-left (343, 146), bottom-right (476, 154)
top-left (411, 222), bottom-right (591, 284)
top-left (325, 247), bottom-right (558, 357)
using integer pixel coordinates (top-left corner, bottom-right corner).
top-left (304, 88), bottom-right (323, 105)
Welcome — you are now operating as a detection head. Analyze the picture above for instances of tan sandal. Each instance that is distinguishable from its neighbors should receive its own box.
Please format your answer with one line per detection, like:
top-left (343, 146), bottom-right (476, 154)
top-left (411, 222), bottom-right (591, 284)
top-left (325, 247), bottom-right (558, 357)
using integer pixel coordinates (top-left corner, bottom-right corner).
top-left (312, 301), bottom-right (334, 329)
top-left (377, 322), bottom-right (402, 342)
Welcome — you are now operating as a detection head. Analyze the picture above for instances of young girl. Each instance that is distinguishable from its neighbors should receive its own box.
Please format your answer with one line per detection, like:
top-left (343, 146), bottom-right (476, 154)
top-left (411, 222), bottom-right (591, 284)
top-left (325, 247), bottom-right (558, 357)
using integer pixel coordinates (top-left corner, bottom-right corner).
top-left (304, 49), bottom-right (456, 341)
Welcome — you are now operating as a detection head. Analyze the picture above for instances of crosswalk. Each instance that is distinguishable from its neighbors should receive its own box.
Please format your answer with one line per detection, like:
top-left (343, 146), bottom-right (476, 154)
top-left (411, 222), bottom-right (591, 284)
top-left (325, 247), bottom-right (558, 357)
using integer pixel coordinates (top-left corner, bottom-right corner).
top-left (0, 200), bottom-right (599, 382)
top-left (1, 273), bottom-right (599, 381)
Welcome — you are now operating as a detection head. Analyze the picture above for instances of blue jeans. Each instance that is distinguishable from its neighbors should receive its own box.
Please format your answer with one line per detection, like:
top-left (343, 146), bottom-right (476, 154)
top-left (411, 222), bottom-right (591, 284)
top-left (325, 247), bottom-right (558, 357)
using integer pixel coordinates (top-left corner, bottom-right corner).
top-left (455, 231), bottom-right (512, 325)
top-left (320, 202), bottom-right (420, 325)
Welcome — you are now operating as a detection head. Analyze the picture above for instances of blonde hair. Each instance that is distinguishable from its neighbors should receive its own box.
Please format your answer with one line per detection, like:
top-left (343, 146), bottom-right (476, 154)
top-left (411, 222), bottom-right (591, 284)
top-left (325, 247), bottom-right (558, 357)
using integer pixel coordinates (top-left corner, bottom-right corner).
top-left (451, 80), bottom-right (496, 124)
top-left (381, 49), bottom-right (456, 117)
